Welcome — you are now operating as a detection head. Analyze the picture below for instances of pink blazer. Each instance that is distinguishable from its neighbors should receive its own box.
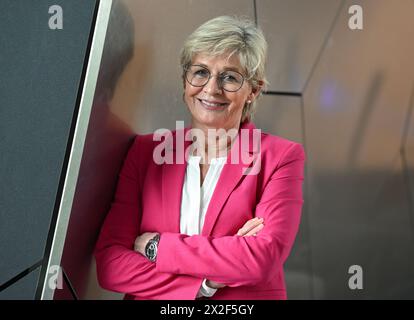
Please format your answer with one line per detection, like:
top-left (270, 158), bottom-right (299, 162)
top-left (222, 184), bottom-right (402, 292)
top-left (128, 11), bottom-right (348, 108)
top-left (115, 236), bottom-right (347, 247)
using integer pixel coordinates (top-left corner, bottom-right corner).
top-left (94, 121), bottom-right (305, 300)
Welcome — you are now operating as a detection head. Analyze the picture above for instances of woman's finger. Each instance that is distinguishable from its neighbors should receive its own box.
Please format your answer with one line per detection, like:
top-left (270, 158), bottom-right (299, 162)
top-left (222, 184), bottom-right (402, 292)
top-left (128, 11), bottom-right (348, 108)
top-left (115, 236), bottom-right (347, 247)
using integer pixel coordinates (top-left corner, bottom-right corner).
top-left (237, 218), bottom-right (263, 236)
top-left (206, 279), bottom-right (226, 289)
top-left (237, 221), bottom-right (256, 236)
top-left (243, 223), bottom-right (264, 237)
top-left (237, 218), bottom-right (264, 236)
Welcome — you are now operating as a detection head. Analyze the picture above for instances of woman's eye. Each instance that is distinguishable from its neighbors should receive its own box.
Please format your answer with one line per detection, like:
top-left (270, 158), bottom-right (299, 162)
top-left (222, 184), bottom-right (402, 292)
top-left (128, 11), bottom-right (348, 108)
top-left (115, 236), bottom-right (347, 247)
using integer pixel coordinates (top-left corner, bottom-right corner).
top-left (222, 74), bottom-right (238, 83)
top-left (193, 69), bottom-right (209, 77)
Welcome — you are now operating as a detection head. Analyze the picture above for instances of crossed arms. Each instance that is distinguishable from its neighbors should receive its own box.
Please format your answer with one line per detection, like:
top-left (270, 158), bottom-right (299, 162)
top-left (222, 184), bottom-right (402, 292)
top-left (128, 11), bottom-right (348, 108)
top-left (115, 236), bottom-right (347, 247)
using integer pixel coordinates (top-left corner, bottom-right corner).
top-left (94, 136), bottom-right (305, 299)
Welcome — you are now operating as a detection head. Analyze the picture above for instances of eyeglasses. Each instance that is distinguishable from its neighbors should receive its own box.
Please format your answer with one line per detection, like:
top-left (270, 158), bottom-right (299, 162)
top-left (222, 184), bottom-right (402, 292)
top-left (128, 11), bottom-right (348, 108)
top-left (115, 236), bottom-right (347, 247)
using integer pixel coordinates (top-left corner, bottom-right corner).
top-left (184, 64), bottom-right (245, 92)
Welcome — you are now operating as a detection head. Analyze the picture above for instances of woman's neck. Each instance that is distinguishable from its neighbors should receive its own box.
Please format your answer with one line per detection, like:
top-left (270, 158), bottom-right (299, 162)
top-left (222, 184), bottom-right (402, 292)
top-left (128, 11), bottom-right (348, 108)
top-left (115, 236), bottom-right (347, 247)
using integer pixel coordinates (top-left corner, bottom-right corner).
top-left (189, 122), bottom-right (240, 162)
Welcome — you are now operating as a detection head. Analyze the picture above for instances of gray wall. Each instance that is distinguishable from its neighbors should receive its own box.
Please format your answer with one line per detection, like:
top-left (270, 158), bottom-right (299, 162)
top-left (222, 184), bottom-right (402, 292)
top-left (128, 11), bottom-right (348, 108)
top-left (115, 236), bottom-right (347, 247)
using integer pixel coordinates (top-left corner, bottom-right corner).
top-left (0, 0), bottom-right (98, 299)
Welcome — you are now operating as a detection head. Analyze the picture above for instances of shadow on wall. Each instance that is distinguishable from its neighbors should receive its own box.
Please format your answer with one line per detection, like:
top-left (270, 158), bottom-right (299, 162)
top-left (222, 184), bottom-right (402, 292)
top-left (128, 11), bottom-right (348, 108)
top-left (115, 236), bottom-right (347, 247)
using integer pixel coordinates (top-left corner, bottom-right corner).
top-left (55, 0), bottom-right (139, 300)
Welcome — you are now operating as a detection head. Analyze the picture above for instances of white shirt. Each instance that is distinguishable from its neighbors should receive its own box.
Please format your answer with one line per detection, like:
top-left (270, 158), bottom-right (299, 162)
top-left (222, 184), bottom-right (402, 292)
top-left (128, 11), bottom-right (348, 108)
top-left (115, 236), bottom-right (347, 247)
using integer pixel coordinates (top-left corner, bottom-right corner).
top-left (180, 155), bottom-right (227, 298)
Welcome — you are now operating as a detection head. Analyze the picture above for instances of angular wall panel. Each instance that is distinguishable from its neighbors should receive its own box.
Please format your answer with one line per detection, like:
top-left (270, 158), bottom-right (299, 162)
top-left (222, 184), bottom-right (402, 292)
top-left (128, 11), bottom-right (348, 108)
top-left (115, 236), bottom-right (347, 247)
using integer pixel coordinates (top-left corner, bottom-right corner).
top-left (0, 269), bottom-right (41, 300)
top-left (254, 95), bottom-right (303, 143)
top-left (0, 0), bottom-right (98, 295)
top-left (256, 0), bottom-right (342, 92)
top-left (303, 0), bottom-right (414, 298)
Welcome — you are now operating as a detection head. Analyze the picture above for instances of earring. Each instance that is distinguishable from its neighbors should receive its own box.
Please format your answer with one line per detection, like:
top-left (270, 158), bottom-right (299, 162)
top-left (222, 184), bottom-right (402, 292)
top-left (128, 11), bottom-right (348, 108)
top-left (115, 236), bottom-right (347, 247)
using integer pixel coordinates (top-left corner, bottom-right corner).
top-left (247, 100), bottom-right (252, 104)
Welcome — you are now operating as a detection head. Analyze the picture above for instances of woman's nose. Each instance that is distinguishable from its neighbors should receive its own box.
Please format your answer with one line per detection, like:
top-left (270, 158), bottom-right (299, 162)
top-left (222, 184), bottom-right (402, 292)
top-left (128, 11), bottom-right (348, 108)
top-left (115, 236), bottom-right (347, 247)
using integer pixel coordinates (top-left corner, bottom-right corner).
top-left (203, 75), bottom-right (222, 94)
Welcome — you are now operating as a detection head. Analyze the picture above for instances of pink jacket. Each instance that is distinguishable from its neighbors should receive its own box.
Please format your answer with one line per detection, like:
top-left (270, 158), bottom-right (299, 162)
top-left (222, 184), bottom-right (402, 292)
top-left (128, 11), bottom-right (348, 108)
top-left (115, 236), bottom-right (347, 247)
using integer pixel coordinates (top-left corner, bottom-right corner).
top-left (94, 121), bottom-right (305, 300)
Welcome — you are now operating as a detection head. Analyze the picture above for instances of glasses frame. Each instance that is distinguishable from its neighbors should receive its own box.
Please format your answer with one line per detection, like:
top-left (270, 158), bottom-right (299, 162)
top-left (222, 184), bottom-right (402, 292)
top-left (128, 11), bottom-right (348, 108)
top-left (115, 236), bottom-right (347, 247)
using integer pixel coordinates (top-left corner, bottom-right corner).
top-left (184, 64), bottom-right (246, 92)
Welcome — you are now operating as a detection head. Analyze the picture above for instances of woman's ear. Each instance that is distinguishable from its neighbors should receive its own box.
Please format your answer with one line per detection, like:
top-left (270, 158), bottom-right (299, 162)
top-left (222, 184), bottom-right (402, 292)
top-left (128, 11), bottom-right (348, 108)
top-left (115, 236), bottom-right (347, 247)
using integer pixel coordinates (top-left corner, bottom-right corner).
top-left (255, 80), bottom-right (264, 93)
top-left (249, 80), bottom-right (264, 101)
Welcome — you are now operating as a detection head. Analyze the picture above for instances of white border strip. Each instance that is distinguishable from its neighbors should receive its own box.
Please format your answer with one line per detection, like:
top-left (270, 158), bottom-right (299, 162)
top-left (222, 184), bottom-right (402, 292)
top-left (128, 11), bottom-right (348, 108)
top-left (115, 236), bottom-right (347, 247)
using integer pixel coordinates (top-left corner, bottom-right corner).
top-left (41, 0), bottom-right (113, 300)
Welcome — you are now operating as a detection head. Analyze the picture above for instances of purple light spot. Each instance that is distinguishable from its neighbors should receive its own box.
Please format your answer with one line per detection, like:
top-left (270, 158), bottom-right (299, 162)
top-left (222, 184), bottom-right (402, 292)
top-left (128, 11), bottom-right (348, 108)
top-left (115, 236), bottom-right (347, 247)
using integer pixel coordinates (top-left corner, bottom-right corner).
top-left (320, 82), bottom-right (338, 111)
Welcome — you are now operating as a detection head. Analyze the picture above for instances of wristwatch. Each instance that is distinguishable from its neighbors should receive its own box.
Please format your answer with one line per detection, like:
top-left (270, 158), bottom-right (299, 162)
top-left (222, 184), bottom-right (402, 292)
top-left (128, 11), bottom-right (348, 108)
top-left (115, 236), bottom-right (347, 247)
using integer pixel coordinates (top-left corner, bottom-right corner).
top-left (145, 234), bottom-right (160, 262)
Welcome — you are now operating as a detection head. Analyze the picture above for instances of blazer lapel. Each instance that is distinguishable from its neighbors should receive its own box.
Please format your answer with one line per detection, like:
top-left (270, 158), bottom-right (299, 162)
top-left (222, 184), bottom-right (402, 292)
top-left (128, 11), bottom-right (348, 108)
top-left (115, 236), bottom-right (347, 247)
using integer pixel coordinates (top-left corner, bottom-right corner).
top-left (161, 126), bottom-right (192, 233)
top-left (161, 122), bottom-right (259, 236)
top-left (201, 122), bottom-right (259, 236)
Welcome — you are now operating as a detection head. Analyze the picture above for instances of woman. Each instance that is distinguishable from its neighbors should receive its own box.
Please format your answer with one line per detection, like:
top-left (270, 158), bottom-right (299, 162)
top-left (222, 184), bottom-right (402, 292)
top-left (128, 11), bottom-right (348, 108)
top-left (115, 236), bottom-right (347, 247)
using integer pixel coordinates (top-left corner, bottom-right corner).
top-left (95, 15), bottom-right (305, 300)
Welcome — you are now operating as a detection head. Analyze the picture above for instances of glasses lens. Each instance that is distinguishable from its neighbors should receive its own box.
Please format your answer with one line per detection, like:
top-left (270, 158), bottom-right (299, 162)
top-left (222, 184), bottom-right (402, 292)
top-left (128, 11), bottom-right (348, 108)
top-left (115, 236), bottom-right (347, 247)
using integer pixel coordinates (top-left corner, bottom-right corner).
top-left (186, 65), bottom-right (210, 87)
top-left (219, 71), bottom-right (244, 92)
top-left (185, 65), bottom-right (245, 92)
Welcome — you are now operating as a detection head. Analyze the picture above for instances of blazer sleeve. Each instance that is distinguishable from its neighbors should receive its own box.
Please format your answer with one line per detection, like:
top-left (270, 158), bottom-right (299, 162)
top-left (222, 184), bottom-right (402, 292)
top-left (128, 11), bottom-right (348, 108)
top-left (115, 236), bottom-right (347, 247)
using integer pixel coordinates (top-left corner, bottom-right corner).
top-left (155, 142), bottom-right (305, 287)
top-left (94, 135), bottom-right (203, 299)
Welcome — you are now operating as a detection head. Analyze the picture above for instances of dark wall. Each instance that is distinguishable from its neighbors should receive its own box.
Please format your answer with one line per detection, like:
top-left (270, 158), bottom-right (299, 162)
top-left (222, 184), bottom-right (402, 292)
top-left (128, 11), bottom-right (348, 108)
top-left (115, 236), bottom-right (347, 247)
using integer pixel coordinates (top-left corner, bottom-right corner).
top-left (0, 0), bottom-right (97, 299)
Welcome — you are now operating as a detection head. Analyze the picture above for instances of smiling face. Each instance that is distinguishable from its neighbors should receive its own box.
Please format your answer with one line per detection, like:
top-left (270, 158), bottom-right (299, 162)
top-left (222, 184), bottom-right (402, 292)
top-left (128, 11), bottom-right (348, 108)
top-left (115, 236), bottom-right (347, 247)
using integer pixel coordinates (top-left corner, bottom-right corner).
top-left (184, 52), bottom-right (258, 132)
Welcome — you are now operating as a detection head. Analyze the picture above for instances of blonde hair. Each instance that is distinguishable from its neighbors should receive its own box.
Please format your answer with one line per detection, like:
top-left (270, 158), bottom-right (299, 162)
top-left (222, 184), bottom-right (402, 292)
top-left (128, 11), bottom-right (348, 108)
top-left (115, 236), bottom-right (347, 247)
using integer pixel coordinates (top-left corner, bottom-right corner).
top-left (180, 15), bottom-right (268, 123)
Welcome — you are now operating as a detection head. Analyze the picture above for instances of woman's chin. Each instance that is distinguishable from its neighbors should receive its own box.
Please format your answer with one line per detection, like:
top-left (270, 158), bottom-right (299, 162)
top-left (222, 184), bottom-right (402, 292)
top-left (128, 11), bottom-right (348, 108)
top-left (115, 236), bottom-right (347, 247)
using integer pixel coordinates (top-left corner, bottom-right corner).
top-left (190, 109), bottom-right (225, 128)
top-left (194, 116), bottom-right (224, 129)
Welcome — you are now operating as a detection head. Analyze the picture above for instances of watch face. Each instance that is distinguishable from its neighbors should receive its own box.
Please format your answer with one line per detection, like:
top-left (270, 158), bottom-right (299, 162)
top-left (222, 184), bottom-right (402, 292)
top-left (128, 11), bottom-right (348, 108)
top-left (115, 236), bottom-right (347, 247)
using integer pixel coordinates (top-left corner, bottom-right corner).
top-left (146, 237), bottom-right (158, 261)
top-left (148, 243), bottom-right (156, 255)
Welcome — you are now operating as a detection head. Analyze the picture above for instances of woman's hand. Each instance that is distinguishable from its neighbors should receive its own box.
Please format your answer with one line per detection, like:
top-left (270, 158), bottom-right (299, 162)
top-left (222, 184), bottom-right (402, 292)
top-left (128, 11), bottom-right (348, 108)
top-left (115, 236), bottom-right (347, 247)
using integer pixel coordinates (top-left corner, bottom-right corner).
top-left (236, 217), bottom-right (264, 236)
top-left (134, 232), bottom-right (159, 256)
top-left (133, 218), bottom-right (264, 289)
top-left (205, 217), bottom-right (265, 289)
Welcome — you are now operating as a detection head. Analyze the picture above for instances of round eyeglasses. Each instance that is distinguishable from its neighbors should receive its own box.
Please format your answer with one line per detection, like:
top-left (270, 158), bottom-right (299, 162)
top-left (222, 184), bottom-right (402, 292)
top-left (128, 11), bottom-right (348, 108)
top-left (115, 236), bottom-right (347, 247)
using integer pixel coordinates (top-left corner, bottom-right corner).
top-left (184, 65), bottom-right (245, 92)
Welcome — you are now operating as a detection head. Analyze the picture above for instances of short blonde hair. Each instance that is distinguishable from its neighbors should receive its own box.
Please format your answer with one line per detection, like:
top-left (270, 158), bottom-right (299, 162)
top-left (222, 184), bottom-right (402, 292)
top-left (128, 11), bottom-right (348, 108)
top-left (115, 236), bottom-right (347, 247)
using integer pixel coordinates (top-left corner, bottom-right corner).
top-left (180, 15), bottom-right (268, 123)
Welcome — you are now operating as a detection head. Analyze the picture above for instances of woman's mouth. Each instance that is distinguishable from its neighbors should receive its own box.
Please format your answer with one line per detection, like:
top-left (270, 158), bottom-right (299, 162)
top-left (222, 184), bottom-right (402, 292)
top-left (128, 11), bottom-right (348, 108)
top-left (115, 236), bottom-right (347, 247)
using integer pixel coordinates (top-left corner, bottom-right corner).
top-left (197, 98), bottom-right (229, 110)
